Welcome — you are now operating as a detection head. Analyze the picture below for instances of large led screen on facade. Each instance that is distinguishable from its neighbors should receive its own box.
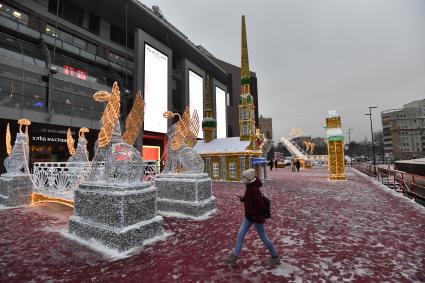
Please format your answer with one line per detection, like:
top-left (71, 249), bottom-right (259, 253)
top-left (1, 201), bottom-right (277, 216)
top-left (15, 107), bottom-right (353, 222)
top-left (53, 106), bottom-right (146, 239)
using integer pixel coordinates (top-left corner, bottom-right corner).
top-left (144, 44), bottom-right (168, 133)
top-left (215, 86), bottom-right (226, 139)
top-left (189, 70), bottom-right (203, 138)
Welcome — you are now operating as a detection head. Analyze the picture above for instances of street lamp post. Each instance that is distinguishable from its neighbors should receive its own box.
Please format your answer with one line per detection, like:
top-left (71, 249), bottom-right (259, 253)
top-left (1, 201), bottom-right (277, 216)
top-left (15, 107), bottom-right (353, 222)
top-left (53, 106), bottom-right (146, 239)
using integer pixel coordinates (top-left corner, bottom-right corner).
top-left (380, 130), bottom-right (385, 164)
top-left (365, 106), bottom-right (378, 170)
top-left (347, 128), bottom-right (353, 166)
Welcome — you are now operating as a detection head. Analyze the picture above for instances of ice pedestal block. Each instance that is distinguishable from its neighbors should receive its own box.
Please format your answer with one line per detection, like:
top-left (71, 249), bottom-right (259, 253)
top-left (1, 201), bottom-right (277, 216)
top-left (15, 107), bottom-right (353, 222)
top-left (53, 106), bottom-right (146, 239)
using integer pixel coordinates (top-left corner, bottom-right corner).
top-left (155, 173), bottom-right (217, 219)
top-left (69, 181), bottom-right (164, 252)
top-left (0, 174), bottom-right (32, 206)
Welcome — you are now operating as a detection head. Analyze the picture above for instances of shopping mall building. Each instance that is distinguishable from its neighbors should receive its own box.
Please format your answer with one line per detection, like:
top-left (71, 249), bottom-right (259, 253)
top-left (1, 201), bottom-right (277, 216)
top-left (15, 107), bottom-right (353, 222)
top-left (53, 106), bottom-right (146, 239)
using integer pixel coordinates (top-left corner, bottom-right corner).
top-left (0, 0), bottom-right (259, 172)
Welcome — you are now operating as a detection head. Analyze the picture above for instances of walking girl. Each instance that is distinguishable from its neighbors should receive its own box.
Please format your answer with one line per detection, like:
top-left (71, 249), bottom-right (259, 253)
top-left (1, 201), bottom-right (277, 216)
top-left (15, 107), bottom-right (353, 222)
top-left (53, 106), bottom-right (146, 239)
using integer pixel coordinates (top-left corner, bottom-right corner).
top-left (224, 169), bottom-right (279, 267)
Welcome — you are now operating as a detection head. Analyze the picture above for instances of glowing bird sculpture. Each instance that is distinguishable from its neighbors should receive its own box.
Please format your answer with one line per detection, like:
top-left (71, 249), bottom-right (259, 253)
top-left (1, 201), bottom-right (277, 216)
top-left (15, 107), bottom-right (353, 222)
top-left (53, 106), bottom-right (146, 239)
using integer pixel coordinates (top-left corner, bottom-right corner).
top-left (93, 82), bottom-right (121, 148)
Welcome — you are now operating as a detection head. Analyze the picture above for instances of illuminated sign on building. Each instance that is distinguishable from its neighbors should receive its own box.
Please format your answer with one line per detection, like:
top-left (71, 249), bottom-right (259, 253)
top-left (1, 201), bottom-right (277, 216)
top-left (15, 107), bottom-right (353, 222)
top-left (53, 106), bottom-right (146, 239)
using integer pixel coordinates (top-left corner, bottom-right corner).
top-left (189, 70), bottom-right (203, 138)
top-left (216, 87), bottom-right (227, 139)
top-left (63, 65), bottom-right (88, 80)
top-left (144, 44), bottom-right (168, 133)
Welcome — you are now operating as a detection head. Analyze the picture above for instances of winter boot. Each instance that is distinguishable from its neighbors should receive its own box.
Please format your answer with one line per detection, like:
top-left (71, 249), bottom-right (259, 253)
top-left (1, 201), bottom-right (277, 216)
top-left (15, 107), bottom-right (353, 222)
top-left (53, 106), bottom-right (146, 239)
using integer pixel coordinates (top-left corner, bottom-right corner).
top-left (224, 254), bottom-right (238, 266)
top-left (268, 255), bottom-right (280, 267)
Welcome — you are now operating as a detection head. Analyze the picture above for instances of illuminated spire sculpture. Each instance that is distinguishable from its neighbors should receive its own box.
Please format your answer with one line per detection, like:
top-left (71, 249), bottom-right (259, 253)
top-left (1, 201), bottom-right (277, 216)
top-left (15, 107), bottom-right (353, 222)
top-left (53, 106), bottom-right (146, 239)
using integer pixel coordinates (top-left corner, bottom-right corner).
top-left (326, 110), bottom-right (346, 180)
top-left (239, 15), bottom-right (256, 149)
top-left (202, 75), bottom-right (216, 143)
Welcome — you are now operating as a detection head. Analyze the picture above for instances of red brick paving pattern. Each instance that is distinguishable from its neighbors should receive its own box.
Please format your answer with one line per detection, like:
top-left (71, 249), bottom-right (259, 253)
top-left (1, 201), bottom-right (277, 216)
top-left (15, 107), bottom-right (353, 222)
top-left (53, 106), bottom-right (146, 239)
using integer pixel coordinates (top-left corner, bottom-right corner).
top-left (0, 167), bottom-right (424, 282)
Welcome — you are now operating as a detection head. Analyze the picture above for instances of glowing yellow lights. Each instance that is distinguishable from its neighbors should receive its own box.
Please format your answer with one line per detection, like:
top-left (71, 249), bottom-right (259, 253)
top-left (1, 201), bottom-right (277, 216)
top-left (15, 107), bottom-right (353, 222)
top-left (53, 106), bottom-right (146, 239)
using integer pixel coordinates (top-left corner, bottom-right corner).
top-left (12, 11), bottom-right (21, 18)
top-left (93, 82), bottom-right (120, 148)
top-left (6, 123), bottom-right (11, 156)
top-left (326, 117), bottom-right (341, 128)
top-left (326, 112), bottom-right (346, 181)
top-left (122, 91), bottom-right (145, 145)
top-left (164, 107), bottom-right (200, 150)
top-left (46, 28), bottom-right (50, 32)
top-left (79, 127), bottom-right (89, 138)
top-left (67, 128), bottom-right (76, 156)
top-left (31, 192), bottom-right (75, 208)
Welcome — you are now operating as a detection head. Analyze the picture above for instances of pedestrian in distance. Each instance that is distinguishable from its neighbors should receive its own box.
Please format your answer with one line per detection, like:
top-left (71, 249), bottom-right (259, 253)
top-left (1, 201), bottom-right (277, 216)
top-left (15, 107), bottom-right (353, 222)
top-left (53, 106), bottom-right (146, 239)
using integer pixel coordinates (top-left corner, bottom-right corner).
top-left (268, 160), bottom-right (274, 171)
top-left (295, 159), bottom-right (301, 172)
top-left (224, 169), bottom-right (279, 267)
top-left (291, 159), bottom-right (295, 172)
top-left (274, 159), bottom-right (278, 169)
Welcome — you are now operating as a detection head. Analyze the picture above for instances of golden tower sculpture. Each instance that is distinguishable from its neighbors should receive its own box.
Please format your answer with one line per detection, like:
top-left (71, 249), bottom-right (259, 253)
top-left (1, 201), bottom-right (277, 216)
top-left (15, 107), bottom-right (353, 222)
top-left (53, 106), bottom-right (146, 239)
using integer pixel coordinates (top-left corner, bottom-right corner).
top-left (202, 75), bottom-right (216, 143)
top-left (326, 110), bottom-right (346, 180)
top-left (239, 15), bottom-right (256, 150)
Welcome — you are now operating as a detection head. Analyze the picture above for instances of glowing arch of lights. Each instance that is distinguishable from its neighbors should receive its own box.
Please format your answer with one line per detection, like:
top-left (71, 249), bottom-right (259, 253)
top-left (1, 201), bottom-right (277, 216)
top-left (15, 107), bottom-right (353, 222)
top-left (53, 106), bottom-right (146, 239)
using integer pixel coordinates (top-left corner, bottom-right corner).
top-left (31, 192), bottom-right (74, 208)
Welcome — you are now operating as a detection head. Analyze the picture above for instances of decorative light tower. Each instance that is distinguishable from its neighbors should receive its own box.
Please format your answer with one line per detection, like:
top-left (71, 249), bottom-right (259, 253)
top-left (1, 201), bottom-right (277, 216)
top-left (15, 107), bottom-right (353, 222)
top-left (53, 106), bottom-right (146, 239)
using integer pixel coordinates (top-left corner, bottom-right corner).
top-left (326, 110), bottom-right (346, 180)
top-left (202, 75), bottom-right (216, 143)
top-left (239, 15), bottom-right (256, 150)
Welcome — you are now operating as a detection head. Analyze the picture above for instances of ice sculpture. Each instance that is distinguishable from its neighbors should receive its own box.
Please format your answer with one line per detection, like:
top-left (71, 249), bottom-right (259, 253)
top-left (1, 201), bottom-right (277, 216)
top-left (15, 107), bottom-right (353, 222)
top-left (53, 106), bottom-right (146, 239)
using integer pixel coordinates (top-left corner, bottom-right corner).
top-left (162, 107), bottom-right (204, 174)
top-left (69, 82), bottom-right (165, 252)
top-left (4, 119), bottom-right (30, 175)
top-left (67, 128), bottom-right (90, 162)
top-left (0, 119), bottom-right (33, 207)
top-left (87, 82), bottom-right (144, 184)
top-left (155, 107), bottom-right (216, 219)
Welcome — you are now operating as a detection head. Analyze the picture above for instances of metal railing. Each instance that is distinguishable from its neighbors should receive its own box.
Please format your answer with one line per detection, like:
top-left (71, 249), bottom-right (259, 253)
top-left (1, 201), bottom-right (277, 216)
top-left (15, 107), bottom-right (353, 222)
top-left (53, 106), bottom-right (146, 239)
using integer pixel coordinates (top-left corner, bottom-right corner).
top-left (32, 162), bottom-right (94, 199)
top-left (32, 160), bottom-right (159, 201)
top-left (352, 161), bottom-right (425, 202)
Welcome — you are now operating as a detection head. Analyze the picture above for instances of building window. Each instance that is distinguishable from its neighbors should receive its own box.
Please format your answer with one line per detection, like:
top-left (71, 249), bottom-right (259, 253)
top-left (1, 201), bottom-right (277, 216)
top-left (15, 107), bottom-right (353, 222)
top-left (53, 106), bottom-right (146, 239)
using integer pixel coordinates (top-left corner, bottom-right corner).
top-left (229, 162), bottom-right (236, 179)
top-left (45, 24), bottom-right (97, 54)
top-left (89, 13), bottom-right (100, 35)
top-left (213, 163), bottom-right (219, 177)
top-left (110, 25), bottom-right (134, 48)
top-left (241, 108), bottom-right (251, 120)
top-left (48, 0), bottom-right (84, 27)
top-left (240, 157), bottom-right (245, 175)
top-left (241, 125), bottom-right (248, 135)
top-left (0, 3), bottom-right (29, 25)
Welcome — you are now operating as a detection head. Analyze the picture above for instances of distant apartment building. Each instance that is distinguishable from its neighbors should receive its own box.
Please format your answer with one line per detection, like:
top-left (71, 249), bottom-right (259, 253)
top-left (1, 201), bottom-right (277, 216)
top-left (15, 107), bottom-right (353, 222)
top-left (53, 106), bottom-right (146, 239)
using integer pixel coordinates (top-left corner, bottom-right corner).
top-left (258, 115), bottom-right (273, 139)
top-left (381, 99), bottom-right (425, 160)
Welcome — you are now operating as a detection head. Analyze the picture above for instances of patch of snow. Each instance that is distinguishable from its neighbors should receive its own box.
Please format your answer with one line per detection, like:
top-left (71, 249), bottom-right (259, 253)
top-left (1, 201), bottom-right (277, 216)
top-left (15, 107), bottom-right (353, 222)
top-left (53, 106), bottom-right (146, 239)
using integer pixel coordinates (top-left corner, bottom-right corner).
top-left (270, 262), bottom-right (299, 277)
top-left (0, 205), bottom-right (25, 210)
top-left (280, 236), bottom-right (296, 245)
top-left (158, 209), bottom-right (217, 220)
top-left (57, 228), bottom-right (172, 261)
top-left (156, 196), bottom-right (216, 205)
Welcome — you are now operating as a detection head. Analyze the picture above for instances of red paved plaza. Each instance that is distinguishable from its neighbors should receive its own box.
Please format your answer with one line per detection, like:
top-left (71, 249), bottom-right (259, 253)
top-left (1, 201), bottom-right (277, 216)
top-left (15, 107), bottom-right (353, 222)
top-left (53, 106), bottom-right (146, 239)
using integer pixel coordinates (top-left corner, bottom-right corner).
top-left (1, 167), bottom-right (424, 282)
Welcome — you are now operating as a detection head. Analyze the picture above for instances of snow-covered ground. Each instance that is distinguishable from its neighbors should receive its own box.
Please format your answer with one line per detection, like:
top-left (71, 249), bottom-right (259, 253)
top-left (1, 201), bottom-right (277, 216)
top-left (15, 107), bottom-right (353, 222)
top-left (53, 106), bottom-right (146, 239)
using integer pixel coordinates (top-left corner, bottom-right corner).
top-left (0, 167), bottom-right (424, 282)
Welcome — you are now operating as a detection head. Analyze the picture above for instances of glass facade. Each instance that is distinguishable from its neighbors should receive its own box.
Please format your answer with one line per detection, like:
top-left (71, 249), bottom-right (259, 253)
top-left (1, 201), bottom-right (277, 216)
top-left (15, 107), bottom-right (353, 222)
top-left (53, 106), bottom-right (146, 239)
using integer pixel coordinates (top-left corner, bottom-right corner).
top-left (0, 33), bottom-right (47, 112)
top-left (0, 32), bottom-right (127, 121)
top-left (50, 53), bottom-right (123, 120)
top-left (45, 24), bottom-right (97, 54)
top-left (110, 25), bottom-right (134, 49)
top-left (48, 0), bottom-right (84, 28)
top-left (0, 2), bottom-right (28, 25)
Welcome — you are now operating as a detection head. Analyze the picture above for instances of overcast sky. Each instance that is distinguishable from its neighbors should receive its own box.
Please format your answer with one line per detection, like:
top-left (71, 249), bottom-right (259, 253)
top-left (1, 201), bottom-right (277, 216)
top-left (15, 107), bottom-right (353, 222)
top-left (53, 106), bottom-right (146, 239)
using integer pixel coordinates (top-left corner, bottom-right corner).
top-left (141, 0), bottom-right (425, 141)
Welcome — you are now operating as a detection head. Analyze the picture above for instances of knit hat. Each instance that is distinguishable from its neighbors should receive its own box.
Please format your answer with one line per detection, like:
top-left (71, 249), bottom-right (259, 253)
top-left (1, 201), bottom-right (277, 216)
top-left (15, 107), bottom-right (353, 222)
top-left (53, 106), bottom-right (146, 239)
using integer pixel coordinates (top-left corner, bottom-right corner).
top-left (242, 168), bottom-right (255, 184)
